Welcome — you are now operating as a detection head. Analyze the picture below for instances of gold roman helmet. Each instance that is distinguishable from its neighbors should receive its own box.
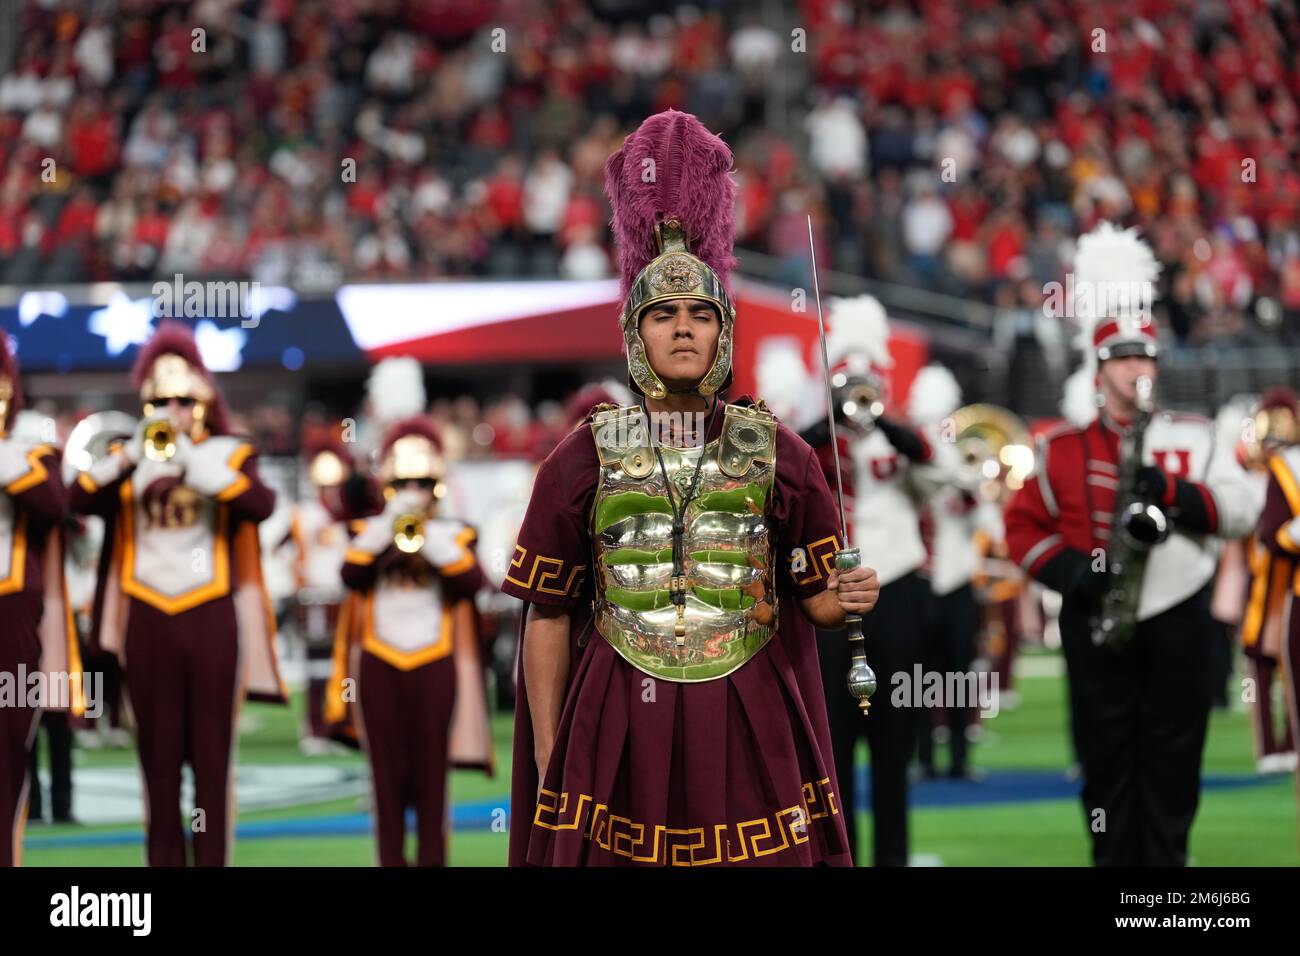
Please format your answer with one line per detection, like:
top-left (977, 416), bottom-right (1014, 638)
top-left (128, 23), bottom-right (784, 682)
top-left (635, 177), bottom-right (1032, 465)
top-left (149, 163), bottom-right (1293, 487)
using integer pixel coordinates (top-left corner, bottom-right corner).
top-left (140, 353), bottom-right (215, 438)
top-left (606, 110), bottom-right (739, 401)
top-left (620, 219), bottom-right (736, 400)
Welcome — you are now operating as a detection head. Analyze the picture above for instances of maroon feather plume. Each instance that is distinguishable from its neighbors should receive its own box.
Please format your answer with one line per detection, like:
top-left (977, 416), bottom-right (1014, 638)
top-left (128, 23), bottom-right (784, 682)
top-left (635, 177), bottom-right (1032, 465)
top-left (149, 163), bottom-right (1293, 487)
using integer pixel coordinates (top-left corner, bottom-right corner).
top-left (0, 333), bottom-right (23, 430)
top-left (604, 109), bottom-right (738, 302)
top-left (131, 319), bottom-right (231, 434)
top-left (380, 416), bottom-right (444, 455)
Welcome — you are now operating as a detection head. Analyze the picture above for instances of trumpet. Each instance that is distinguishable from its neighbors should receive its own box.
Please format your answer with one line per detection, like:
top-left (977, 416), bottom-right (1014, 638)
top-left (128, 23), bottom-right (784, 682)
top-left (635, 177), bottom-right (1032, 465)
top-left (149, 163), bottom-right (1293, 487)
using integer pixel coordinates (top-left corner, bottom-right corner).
top-left (393, 513), bottom-right (425, 554)
top-left (143, 419), bottom-right (178, 462)
top-left (63, 411), bottom-right (180, 475)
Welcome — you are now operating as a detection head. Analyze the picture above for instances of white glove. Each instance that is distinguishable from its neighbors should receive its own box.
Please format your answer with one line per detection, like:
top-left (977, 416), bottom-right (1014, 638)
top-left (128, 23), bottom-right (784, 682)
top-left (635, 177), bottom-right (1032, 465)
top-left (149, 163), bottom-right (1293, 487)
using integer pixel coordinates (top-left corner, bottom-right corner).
top-left (169, 430), bottom-right (193, 469)
top-left (123, 418), bottom-right (147, 466)
top-left (0, 438), bottom-right (33, 487)
top-left (184, 437), bottom-right (245, 498)
top-left (82, 442), bottom-right (134, 490)
top-left (420, 519), bottom-right (472, 571)
top-left (350, 492), bottom-right (427, 555)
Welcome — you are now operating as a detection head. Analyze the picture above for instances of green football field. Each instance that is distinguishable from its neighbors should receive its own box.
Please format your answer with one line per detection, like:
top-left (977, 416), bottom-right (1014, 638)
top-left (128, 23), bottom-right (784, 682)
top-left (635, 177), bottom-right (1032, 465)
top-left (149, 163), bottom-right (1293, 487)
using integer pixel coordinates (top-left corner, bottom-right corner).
top-left (21, 651), bottom-right (1300, 866)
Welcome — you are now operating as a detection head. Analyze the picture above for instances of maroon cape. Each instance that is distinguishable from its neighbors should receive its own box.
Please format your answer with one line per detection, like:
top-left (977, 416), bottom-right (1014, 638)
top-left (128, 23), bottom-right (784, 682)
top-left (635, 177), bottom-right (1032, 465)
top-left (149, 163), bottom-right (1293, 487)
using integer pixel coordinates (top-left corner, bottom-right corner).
top-left (503, 397), bottom-right (853, 866)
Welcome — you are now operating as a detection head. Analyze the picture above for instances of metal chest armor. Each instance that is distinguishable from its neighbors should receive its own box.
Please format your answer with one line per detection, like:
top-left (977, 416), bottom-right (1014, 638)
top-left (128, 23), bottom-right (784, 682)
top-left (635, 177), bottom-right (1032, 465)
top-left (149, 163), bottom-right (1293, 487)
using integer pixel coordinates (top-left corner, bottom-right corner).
top-left (588, 403), bottom-right (778, 682)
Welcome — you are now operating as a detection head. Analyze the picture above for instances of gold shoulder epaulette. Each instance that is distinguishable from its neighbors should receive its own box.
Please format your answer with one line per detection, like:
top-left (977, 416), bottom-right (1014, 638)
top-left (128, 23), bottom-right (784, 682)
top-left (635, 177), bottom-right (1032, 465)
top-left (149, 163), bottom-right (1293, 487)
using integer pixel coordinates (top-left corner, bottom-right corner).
top-left (589, 404), bottom-right (654, 479)
top-left (718, 402), bottom-right (777, 478)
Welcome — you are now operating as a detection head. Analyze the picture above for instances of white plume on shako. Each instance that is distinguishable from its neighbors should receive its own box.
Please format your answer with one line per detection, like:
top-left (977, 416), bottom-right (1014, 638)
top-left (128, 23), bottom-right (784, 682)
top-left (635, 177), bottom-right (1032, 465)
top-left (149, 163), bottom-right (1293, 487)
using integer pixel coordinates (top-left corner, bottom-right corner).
top-left (826, 294), bottom-right (894, 376)
top-left (907, 363), bottom-right (963, 427)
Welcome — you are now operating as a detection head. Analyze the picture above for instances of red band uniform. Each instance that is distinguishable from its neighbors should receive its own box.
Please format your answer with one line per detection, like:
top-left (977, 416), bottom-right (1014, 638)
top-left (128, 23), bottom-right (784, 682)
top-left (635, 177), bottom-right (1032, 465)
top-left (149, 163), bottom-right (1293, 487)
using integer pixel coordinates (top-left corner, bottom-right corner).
top-left (1005, 225), bottom-right (1260, 865)
top-left (799, 305), bottom-right (958, 865)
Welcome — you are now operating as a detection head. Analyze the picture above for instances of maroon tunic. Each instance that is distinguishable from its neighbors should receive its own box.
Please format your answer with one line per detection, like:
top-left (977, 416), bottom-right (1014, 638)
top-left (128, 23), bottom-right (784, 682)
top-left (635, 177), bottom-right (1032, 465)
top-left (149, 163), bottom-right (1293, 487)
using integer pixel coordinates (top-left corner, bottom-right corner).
top-left (504, 399), bottom-right (853, 866)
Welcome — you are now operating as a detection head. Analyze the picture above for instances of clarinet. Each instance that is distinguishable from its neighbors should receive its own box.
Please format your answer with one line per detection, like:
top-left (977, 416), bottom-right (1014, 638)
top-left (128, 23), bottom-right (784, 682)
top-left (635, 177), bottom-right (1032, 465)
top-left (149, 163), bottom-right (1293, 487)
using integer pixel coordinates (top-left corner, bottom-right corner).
top-left (1091, 376), bottom-right (1169, 649)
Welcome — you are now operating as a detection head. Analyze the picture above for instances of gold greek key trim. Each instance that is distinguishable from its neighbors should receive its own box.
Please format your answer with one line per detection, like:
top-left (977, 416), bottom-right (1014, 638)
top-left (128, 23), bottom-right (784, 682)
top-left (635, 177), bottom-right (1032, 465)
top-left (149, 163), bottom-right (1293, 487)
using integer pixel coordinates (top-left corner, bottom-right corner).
top-left (532, 777), bottom-right (838, 866)
top-left (794, 534), bottom-right (841, 585)
top-left (505, 545), bottom-right (586, 596)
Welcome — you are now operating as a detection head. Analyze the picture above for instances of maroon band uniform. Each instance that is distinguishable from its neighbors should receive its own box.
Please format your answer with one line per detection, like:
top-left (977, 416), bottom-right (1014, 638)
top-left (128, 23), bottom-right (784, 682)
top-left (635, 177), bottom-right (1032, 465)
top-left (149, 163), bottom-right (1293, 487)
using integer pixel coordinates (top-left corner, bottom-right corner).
top-left (325, 417), bottom-right (493, 866)
top-left (69, 322), bottom-right (286, 867)
top-left (0, 340), bottom-right (82, 867)
top-left (1256, 447), bottom-right (1300, 796)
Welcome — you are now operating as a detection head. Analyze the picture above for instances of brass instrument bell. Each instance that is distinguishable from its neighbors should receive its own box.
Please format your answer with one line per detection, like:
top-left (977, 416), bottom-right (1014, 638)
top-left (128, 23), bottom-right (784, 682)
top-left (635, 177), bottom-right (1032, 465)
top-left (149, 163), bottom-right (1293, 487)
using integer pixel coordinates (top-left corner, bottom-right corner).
top-left (393, 513), bottom-right (425, 554)
top-left (948, 403), bottom-right (1035, 496)
top-left (143, 419), bottom-right (178, 462)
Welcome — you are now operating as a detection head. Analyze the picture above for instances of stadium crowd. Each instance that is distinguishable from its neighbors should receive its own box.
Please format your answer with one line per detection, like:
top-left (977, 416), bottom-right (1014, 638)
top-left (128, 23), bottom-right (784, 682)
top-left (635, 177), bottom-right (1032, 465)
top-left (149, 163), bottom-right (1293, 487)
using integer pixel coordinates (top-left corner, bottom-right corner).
top-left (2, 0), bottom-right (1300, 348)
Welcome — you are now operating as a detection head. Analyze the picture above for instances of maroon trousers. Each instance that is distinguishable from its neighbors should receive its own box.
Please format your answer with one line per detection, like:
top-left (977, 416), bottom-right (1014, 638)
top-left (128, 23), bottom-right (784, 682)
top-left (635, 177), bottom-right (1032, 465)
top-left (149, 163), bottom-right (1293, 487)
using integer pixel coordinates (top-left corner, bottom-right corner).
top-left (1249, 655), bottom-right (1294, 757)
top-left (123, 596), bottom-right (240, 867)
top-left (357, 650), bottom-right (456, 866)
top-left (0, 593), bottom-right (42, 867)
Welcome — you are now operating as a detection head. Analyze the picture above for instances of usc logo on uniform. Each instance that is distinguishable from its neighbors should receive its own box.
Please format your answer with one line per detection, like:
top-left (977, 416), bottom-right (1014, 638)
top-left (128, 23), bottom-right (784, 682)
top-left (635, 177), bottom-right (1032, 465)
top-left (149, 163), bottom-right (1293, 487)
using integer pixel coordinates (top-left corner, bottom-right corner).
top-left (141, 479), bottom-right (202, 529)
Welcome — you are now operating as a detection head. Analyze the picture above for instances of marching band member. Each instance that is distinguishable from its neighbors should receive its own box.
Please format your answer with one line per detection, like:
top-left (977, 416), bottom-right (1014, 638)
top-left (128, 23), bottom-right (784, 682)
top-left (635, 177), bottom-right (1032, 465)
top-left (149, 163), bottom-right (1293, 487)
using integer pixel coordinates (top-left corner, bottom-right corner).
top-left (1256, 395), bottom-right (1300, 802)
top-left (800, 296), bottom-right (955, 865)
top-left (1004, 223), bottom-right (1261, 866)
top-left (287, 437), bottom-right (379, 749)
top-left (1239, 388), bottom-right (1300, 771)
top-left (69, 320), bottom-right (286, 867)
top-left (0, 346), bottom-right (81, 866)
top-left (326, 416), bottom-right (493, 866)
top-left (504, 109), bottom-right (877, 867)
top-left (908, 364), bottom-right (993, 781)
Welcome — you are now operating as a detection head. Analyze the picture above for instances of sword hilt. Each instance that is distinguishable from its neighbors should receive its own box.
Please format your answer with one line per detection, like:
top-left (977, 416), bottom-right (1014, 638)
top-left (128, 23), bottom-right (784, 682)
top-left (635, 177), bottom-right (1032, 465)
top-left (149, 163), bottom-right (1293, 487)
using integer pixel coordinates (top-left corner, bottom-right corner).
top-left (835, 547), bottom-right (876, 716)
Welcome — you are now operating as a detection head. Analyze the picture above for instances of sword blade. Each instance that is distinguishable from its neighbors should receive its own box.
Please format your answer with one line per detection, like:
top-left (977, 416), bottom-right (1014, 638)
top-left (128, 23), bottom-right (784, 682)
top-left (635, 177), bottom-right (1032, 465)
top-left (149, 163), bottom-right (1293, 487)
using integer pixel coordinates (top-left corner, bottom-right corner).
top-left (807, 214), bottom-right (848, 544)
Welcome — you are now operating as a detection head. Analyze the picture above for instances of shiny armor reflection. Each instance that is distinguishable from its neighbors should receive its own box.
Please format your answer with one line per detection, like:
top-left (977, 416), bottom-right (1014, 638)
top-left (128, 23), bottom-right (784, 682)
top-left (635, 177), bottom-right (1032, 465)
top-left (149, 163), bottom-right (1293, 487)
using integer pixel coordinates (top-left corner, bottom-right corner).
top-left (589, 403), bottom-right (778, 682)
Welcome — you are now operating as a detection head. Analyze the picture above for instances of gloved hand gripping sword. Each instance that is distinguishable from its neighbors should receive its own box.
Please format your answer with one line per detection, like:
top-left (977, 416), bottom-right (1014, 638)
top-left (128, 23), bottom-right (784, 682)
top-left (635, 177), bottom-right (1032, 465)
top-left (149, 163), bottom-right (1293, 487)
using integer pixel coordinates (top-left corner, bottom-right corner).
top-left (808, 216), bottom-right (878, 715)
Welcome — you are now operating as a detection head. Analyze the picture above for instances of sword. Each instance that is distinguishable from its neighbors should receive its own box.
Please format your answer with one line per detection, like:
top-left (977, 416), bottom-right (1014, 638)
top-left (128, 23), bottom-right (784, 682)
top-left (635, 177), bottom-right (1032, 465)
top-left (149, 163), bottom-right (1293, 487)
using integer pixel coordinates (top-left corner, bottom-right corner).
top-left (807, 215), bottom-right (877, 715)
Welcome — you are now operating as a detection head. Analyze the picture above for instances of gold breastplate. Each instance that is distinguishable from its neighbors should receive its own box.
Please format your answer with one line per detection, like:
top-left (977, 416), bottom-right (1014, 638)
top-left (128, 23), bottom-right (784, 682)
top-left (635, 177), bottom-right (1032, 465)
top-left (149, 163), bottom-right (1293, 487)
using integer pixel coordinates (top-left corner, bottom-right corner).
top-left (589, 403), bottom-right (778, 682)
